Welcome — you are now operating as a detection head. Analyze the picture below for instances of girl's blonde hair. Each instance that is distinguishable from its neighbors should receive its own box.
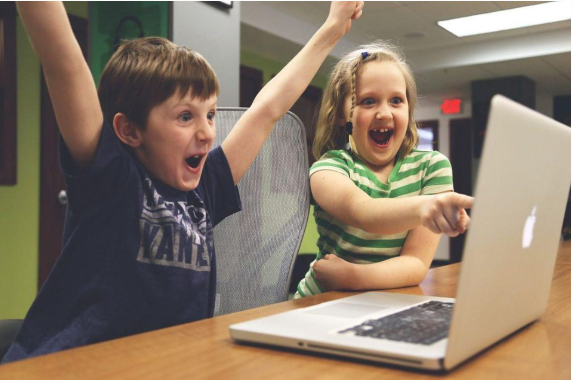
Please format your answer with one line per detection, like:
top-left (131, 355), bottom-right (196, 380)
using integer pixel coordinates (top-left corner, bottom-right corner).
top-left (313, 41), bottom-right (419, 161)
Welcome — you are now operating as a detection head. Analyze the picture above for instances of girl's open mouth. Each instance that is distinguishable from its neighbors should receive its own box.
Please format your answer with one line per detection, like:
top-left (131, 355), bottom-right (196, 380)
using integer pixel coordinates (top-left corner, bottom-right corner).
top-left (369, 128), bottom-right (393, 146)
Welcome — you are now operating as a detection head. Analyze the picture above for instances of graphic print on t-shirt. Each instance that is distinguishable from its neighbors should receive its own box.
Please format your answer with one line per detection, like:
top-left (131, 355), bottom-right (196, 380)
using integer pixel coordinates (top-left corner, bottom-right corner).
top-left (137, 178), bottom-right (212, 271)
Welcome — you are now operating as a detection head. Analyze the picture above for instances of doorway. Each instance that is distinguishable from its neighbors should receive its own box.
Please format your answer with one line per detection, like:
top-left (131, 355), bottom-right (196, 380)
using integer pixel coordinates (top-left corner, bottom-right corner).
top-left (38, 15), bottom-right (88, 289)
top-left (449, 117), bottom-right (473, 263)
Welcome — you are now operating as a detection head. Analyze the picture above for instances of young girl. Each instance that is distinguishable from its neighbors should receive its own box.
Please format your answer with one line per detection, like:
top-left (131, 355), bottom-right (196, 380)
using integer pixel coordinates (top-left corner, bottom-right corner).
top-left (295, 41), bottom-right (473, 298)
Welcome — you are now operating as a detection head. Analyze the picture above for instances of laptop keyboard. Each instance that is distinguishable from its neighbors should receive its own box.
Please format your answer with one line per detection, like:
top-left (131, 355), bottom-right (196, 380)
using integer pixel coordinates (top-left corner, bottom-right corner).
top-left (338, 301), bottom-right (454, 345)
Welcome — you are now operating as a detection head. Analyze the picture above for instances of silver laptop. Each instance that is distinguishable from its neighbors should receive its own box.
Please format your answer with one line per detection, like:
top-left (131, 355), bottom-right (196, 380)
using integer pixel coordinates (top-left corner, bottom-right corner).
top-left (230, 95), bottom-right (571, 371)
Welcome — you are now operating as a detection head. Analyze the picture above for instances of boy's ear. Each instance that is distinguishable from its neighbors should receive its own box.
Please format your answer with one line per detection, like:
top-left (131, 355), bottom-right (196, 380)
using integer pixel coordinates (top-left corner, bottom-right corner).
top-left (113, 113), bottom-right (143, 147)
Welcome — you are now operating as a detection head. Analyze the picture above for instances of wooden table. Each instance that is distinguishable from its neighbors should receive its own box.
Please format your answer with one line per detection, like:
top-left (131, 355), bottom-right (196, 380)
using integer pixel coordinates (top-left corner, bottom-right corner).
top-left (1, 241), bottom-right (569, 380)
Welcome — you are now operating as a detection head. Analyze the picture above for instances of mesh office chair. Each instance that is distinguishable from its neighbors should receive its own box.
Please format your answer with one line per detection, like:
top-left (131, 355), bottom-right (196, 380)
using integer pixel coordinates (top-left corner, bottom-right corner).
top-left (0, 319), bottom-right (23, 361)
top-left (212, 108), bottom-right (310, 316)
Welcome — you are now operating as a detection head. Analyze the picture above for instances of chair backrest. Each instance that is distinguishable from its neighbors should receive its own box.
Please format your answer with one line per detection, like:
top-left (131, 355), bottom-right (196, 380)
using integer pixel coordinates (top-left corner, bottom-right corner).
top-left (0, 319), bottom-right (23, 361)
top-left (212, 108), bottom-right (310, 316)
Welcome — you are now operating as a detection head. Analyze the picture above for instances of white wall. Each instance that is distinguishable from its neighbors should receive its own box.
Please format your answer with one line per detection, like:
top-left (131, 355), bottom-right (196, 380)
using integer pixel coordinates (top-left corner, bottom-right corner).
top-left (172, 2), bottom-right (240, 107)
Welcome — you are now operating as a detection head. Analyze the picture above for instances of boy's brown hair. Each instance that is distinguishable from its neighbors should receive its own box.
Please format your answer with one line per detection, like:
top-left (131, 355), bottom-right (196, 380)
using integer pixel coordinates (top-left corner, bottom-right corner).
top-left (98, 37), bottom-right (219, 129)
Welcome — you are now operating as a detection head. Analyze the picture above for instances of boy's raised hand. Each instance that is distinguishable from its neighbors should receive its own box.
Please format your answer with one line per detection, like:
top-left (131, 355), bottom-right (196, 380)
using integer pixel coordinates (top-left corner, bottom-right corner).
top-left (420, 193), bottom-right (474, 237)
top-left (327, 1), bottom-right (364, 34)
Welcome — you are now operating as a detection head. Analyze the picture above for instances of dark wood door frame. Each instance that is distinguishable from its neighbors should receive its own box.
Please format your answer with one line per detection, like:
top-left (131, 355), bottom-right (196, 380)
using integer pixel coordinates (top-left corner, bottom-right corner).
top-left (38, 14), bottom-right (88, 290)
top-left (239, 65), bottom-right (263, 108)
top-left (290, 84), bottom-right (322, 167)
top-left (449, 117), bottom-right (473, 263)
top-left (0, 2), bottom-right (17, 185)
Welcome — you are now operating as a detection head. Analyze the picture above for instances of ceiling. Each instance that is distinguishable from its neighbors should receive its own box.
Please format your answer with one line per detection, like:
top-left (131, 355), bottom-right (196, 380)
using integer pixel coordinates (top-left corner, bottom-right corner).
top-left (240, 1), bottom-right (571, 108)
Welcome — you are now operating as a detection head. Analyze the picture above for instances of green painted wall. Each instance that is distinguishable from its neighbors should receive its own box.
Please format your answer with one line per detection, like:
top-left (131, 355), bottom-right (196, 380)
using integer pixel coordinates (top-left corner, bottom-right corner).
top-left (64, 1), bottom-right (88, 18)
top-left (0, 2), bottom-right (88, 320)
top-left (89, 2), bottom-right (169, 85)
top-left (0, 17), bottom-right (41, 320)
top-left (240, 50), bottom-right (324, 256)
top-left (298, 205), bottom-right (319, 255)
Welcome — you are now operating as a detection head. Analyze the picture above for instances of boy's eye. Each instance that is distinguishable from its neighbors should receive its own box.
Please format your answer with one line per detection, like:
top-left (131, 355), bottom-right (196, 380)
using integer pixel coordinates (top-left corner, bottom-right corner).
top-left (179, 112), bottom-right (192, 123)
top-left (207, 111), bottom-right (216, 121)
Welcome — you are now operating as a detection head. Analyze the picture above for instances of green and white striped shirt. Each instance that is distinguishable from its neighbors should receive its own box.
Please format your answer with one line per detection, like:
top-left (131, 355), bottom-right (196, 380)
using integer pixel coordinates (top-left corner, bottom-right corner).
top-left (294, 149), bottom-right (454, 299)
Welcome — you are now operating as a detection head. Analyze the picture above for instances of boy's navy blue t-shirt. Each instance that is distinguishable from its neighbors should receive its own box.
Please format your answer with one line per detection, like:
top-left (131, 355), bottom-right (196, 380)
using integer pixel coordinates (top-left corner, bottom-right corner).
top-left (2, 123), bottom-right (241, 363)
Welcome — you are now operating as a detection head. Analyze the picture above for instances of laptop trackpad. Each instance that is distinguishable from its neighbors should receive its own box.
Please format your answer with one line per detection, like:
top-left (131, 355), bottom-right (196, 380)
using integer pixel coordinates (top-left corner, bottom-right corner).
top-left (305, 303), bottom-right (387, 319)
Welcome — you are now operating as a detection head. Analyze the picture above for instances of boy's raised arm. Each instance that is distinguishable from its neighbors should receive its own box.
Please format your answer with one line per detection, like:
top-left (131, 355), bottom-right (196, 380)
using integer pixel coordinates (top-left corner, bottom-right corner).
top-left (221, 2), bottom-right (364, 185)
top-left (18, 2), bottom-right (103, 170)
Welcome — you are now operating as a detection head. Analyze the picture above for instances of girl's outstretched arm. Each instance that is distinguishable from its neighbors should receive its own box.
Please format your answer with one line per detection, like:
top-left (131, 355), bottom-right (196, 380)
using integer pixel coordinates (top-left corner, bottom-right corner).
top-left (311, 170), bottom-right (473, 236)
top-left (222, 2), bottom-right (364, 185)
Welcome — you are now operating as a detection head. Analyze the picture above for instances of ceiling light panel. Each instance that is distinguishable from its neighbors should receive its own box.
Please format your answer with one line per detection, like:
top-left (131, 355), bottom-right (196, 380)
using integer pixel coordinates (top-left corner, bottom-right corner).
top-left (438, 2), bottom-right (572, 37)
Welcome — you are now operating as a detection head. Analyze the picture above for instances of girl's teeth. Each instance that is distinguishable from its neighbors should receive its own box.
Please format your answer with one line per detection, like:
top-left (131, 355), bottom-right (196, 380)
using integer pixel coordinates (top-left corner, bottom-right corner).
top-left (370, 128), bottom-right (393, 145)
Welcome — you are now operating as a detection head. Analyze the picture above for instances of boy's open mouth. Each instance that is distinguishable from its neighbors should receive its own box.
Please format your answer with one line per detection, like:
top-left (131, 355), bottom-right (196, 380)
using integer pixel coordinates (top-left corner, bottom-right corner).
top-left (185, 155), bottom-right (203, 169)
top-left (369, 128), bottom-right (393, 146)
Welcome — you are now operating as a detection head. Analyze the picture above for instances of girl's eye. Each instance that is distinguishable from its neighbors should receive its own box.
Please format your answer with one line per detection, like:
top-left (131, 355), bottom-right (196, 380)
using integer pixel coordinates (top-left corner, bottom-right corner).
top-left (390, 97), bottom-right (403, 105)
top-left (179, 112), bottom-right (192, 123)
top-left (361, 98), bottom-right (375, 106)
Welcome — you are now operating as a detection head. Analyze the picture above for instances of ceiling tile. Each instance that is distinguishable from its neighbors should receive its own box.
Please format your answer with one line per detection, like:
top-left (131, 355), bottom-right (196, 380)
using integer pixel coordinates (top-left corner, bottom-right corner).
top-left (542, 53), bottom-right (572, 77)
top-left (262, 1), bottom-right (325, 25)
top-left (403, 1), bottom-right (499, 23)
top-left (356, 6), bottom-right (450, 44)
top-left (416, 66), bottom-right (494, 98)
top-left (494, 1), bottom-right (550, 10)
top-left (478, 54), bottom-right (571, 94)
top-left (240, 1), bottom-right (571, 102)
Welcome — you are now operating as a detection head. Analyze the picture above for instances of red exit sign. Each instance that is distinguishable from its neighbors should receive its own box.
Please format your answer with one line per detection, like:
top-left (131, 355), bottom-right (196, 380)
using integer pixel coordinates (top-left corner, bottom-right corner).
top-left (440, 99), bottom-right (462, 115)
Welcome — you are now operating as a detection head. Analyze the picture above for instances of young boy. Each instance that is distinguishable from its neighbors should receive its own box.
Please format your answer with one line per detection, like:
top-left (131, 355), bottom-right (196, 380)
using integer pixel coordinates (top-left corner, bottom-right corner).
top-left (2, 1), bottom-right (364, 363)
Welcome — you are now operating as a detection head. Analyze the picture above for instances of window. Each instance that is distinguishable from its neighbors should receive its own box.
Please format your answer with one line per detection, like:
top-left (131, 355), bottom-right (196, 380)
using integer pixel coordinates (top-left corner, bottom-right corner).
top-left (417, 120), bottom-right (439, 151)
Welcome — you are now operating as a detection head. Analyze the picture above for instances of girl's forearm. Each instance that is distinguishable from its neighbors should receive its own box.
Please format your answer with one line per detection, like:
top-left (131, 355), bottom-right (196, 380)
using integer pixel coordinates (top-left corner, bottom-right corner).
top-left (344, 255), bottom-right (429, 290)
top-left (351, 196), bottom-right (427, 235)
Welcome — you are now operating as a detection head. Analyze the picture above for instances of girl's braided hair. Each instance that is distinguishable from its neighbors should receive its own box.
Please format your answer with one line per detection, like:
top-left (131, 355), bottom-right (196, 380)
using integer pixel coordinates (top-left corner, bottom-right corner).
top-left (312, 41), bottom-right (419, 161)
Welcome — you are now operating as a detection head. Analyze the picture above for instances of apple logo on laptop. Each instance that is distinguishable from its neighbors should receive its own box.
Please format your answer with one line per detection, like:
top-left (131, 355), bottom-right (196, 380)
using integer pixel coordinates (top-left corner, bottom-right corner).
top-left (522, 206), bottom-right (537, 249)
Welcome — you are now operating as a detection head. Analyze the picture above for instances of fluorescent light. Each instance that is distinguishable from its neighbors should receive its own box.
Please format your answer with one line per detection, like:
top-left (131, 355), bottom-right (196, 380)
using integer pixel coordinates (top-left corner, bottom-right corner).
top-left (438, 2), bottom-right (572, 37)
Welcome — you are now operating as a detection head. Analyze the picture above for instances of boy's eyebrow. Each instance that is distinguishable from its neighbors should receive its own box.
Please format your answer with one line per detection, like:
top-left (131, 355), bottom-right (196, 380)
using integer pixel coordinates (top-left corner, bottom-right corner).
top-left (172, 98), bottom-right (218, 110)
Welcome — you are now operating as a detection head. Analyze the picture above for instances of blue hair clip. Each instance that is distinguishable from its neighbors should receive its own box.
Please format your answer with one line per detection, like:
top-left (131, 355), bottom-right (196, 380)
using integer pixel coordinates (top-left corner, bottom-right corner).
top-left (361, 51), bottom-right (369, 60)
